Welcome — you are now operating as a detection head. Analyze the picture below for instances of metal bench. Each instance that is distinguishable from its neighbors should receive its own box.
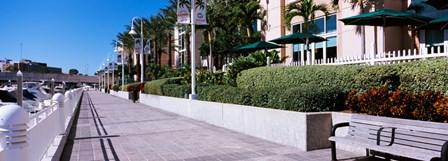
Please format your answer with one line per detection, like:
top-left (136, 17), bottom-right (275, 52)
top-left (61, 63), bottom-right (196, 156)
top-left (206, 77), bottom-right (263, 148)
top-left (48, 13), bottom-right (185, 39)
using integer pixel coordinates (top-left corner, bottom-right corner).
top-left (329, 114), bottom-right (448, 161)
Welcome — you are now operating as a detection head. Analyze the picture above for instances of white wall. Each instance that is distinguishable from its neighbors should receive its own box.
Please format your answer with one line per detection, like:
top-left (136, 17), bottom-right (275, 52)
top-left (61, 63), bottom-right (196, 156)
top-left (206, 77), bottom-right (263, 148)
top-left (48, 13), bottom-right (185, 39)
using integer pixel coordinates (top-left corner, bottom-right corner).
top-left (137, 93), bottom-right (338, 151)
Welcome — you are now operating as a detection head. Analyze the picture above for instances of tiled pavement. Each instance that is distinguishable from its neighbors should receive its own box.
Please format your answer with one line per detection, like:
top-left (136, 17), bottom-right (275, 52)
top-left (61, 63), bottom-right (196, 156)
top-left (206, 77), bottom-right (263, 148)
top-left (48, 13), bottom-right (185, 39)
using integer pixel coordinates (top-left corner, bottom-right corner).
top-left (61, 91), bottom-right (381, 161)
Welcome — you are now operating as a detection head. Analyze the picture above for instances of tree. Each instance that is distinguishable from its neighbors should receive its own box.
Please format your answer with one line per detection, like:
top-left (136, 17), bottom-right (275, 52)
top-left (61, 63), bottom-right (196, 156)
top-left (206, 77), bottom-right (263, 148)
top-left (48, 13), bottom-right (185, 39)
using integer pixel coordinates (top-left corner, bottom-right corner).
top-left (233, 0), bottom-right (266, 38)
top-left (116, 31), bottom-right (136, 79)
top-left (69, 69), bottom-right (79, 75)
top-left (284, 0), bottom-right (328, 64)
top-left (161, 0), bottom-right (177, 67)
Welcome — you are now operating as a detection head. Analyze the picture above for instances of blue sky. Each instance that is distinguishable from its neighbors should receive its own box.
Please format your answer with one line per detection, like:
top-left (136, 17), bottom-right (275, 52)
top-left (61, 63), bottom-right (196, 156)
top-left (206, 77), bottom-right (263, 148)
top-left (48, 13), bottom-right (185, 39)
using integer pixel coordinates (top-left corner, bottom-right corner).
top-left (0, 0), bottom-right (169, 75)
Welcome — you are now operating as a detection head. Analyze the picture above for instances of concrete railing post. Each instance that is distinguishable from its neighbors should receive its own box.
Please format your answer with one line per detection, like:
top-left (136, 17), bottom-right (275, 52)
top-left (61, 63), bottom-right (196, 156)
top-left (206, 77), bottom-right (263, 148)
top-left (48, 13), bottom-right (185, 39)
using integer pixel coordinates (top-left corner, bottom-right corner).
top-left (0, 133), bottom-right (6, 161)
top-left (52, 93), bottom-right (65, 135)
top-left (0, 104), bottom-right (30, 161)
top-left (50, 78), bottom-right (55, 96)
top-left (16, 71), bottom-right (23, 106)
top-left (64, 91), bottom-right (72, 117)
top-left (267, 56), bottom-right (271, 67)
top-left (70, 90), bottom-right (75, 112)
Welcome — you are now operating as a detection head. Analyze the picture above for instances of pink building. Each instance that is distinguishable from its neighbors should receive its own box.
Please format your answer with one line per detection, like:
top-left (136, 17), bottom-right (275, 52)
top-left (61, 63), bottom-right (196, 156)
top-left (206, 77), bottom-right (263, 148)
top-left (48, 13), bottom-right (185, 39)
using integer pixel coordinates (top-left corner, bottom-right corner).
top-left (262, 0), bottom-right (448, 64)
top-left (174, 0), bottom-right (448, 67)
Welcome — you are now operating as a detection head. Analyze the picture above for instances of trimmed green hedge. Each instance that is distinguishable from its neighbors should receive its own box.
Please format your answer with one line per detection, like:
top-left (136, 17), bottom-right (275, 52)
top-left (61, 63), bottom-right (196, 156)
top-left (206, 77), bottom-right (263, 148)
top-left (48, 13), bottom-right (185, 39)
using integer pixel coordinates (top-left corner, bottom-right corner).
top-left (144, 77), bottom-right (183, 95)
top-left (160, 83), bottom-right (344, 112)
top-left (238, 58), bottom-right (448, 95)
top-left (237, 65), bottom-right (362, 93)
top-left (399, 59), bottom-right (448, 94)
top-left (121, 82), bottom-right (141, 92)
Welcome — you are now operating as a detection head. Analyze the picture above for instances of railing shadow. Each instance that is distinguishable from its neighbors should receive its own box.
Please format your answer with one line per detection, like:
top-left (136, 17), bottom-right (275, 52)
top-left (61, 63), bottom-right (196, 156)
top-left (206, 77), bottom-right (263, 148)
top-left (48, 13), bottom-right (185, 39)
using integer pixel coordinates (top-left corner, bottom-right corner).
top-left (61, 92), bottom-right (120, 161)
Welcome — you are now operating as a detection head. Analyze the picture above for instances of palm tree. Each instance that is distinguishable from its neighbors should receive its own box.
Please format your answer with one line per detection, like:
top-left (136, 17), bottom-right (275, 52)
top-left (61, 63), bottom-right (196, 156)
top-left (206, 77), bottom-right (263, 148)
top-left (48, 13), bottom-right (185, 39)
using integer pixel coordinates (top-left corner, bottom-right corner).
top-left (197, 1), bottom-right (223, 70)
top-left (161, 0), bottom-right (177, 67)
top-left (116, 30), bottom-right (136, 79)
top-left (233, 0), bottom-right (266, 38)
top-left (284, 0), bottom-right (328, 64)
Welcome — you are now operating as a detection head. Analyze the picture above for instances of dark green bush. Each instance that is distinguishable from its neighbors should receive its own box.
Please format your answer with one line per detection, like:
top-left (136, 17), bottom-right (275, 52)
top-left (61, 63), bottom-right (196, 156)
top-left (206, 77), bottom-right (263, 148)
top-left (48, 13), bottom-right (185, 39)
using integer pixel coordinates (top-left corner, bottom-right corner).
top-left (144, 77), bottom-right (182, 95)
top-left (162, 84), bottom-right (190, 98)
top-left (353, 64), bottom-right (402, 92)
top-left (112, 84), bottom-right (120, 92)
top-left (399, 58), bottom-right (448, 95)
top-left (238, 58), bottom-right (448, 95)
top-left (195, 84), bottom-right (344, 112)
top-left (122, 82), bottom-right (142, 92)
top-left (237, 65), bottom-right (362, 93)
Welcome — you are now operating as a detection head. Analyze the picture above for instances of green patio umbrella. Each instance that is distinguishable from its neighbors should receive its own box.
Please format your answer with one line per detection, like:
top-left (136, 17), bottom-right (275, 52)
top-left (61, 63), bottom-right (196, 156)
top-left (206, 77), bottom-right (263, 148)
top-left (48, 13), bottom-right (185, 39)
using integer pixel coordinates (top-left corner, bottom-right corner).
top-left (234, 41), bottom-right (283, 53)
top-left (270, 32), bottom-right (326, 44)
top-left (340, 9), bottom-right (432, 27)
top-left (423, 15), bottom-right (448, 30)
top-left (340, 9), bottom-right (432, 53)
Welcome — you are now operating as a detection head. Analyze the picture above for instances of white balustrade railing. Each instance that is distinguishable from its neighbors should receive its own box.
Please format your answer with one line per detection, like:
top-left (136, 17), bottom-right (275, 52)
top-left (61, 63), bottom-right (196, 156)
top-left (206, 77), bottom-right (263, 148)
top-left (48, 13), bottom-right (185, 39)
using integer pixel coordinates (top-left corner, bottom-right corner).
top-left (0, 88), bottom-right (84, 161)
top-left (272, 45), bottom-right (448, 67)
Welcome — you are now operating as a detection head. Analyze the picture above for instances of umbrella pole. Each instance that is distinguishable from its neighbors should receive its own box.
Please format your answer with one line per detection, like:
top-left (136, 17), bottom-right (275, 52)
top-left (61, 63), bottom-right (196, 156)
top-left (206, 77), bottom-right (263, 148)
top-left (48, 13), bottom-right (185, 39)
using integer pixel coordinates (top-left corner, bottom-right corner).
top-left (383, 25), bottom-right (386, 55)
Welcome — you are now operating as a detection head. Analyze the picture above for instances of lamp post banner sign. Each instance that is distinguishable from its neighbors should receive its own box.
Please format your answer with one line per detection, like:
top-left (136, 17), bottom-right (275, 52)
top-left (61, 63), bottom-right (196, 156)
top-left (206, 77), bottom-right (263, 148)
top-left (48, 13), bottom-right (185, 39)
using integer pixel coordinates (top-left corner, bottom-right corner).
top-left (177, 0), bottom-right (191, 24)
top-left (144, 39), bottom-right (151, 55)
top-left (194, 0), bottom-right (207, 25)
top-left (134, 38), bottom-right (141, 55)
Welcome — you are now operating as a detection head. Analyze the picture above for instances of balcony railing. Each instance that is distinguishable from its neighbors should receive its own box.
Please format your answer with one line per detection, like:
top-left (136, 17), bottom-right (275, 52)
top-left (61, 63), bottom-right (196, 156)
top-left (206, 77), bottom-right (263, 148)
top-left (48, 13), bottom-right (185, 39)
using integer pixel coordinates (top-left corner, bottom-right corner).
top-left (0, 88), bottom-right (84, 161)
top-left (272, 45), bottom-right (448, 67)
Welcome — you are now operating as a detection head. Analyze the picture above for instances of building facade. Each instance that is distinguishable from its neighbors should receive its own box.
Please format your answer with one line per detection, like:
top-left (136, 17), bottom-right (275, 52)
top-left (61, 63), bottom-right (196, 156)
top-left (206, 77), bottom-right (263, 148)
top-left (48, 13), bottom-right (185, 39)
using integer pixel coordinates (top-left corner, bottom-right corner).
top-left (174, 0), bottom-right (448, 68)
top-left (262, 0), bottom-right (448, 64)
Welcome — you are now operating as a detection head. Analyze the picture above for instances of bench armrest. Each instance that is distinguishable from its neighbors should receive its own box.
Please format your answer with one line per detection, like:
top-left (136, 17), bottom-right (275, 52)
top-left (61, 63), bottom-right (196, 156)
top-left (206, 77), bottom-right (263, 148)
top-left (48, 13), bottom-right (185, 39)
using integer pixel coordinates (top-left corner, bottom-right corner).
top-left (377, 127), bottom-right (396, 146)
top-left (331, 122), bottom-right (349, 137)
top-left (442, 141), bottom-right (448, 161)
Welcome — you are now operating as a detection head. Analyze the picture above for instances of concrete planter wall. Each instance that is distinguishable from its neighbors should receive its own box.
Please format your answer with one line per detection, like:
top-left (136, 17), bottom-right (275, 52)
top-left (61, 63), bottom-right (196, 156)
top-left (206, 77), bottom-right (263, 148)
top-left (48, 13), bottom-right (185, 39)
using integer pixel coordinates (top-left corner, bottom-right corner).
top-left (138, 93), bottom-right (336, 151)
top-left (109, 91), bottom-right (129, 100)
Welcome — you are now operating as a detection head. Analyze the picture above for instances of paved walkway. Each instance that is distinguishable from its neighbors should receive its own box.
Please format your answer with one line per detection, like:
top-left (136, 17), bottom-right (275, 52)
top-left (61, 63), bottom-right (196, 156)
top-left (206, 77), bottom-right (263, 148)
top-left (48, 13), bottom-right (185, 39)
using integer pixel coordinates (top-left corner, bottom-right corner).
top-left (61, 91), bottom-right (377, 161)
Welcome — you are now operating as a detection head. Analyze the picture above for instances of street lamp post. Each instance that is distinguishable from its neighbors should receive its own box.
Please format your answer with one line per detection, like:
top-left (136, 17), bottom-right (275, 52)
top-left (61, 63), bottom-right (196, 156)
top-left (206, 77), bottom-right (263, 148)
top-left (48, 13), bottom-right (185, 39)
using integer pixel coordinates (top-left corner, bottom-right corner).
top-left (102, 61), bottom-right (106, 91)
top-left (190, 0), bottom-right (197, 100)
top-left (129, 17), bottom-right (144, 83)
top-left (115, 41), bottom-right (125, 91)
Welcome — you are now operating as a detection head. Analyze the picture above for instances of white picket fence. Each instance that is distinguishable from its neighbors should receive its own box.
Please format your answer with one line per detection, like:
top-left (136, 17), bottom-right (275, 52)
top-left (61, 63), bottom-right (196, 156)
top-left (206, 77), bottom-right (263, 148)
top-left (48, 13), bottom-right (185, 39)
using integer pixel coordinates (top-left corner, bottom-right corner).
top-left (0, 88), bottom-right (84, 161)
top-left (272, 46), bottom-right (447, 67)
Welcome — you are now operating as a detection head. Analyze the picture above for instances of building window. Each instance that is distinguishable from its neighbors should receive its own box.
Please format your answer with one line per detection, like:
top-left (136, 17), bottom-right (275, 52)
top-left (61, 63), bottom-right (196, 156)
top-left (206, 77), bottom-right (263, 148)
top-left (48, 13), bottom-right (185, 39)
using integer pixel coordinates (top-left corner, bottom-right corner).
top-left (425, 29), bottom-right (444, 54)
top-left (291, 14), bottom-right (337, 62)
top-left (309, 18), bottom-right (324, 34)
top-left (326, 36), bottom-right (337, 59)
top-left (326, 15), bottom-right (337, 33)
top-left (178, 27), bottom-right (186, 65)
top-left (252, 21), bottom-right (258, 32)
top-left (292, 24), bottom-right (303, 62)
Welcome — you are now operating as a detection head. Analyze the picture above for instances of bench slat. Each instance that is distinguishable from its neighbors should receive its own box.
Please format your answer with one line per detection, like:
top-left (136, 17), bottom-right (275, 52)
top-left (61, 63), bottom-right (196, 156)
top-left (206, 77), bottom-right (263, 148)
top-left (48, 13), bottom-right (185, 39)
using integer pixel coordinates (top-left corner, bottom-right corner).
top-left (352, 114), bottom-right (448, 130)
top-left (350, 118), bottom-right (448, 135)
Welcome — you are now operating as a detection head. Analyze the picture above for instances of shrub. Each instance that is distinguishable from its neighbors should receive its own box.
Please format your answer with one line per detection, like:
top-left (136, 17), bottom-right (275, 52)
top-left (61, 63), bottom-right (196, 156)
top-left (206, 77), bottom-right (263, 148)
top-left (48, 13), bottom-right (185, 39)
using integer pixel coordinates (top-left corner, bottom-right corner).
top-left (346, 88), bottom-right (448, 122)
top-left (238, 58), bottom-right (448, 95)
top-left (112, 84), bottom-right (120, 92)
top-left (399, 58), bottom-right (448, 95)
top-left (195, 84), bottom-right (344, 112)
top-left (353, 64), bottom-right (402, 92)
top-left (144, 77), bottom-right (183, 95)
top-left (124, 82), bottom-right (143, 92)
top-left (180, 69), bottom-right (228, 85)
top-left (145, 78), bottom-right (180, 95)
top-left (162, 84), bottom-right (191, 98)
top-left (237, 65), bottom-right (362, 93)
